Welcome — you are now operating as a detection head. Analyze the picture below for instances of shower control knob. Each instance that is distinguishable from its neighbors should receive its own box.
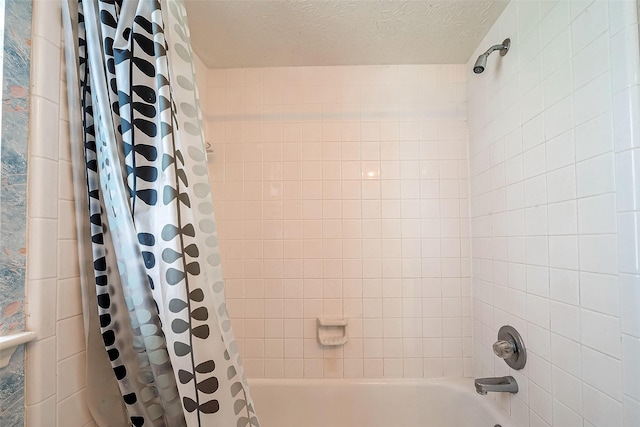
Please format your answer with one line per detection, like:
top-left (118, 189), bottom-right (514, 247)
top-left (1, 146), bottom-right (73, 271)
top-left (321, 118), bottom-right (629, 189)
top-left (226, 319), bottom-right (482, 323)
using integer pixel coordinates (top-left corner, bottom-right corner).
top-left (493, 340), bottom-right (516, 359)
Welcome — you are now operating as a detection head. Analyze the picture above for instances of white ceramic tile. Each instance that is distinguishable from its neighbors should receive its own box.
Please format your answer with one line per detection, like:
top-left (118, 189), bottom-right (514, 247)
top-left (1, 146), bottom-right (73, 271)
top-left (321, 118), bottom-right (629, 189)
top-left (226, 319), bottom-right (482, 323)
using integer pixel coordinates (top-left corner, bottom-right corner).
top-left (31, 37), bottom-right (61, 103)
top-left (26, 278), bottom-right (57, 339)
top-left (613, 86), bottom-right (640, 151)
top-left (29, 156), bottom-right (59, 219)
top-left (56, 352), bottom-right (86, 402)
top-left (26, 395), bottom-right (57, 427)
top-left (618, 212), bottom-right (640, 274)
top-left (56, 315), bottom-right (85, 361)
top-left (581, 345), bottom-right (622, 400)
top-left (620, 274), bottom-right (640, 337)
top-left (27, 218), bottom-right (58, 280)
top-left (56, 390), bottom-right (92, 427)
top-left (580, 272), bottom-right (620, 316)
top-left (582, 384), bottom-right (623, 427)
top-left (578, 193), bottom-right (617, 234)
top-left (29, 96), bottom-right (60, 161)
top-left (579, 234), bottom-right (618, 275)
top-left (581, 309), bottom-right (621, 358)
top-left (25, 337), bottom-right (57, 405)
top-left (615, 149), bottom-right (640, 212)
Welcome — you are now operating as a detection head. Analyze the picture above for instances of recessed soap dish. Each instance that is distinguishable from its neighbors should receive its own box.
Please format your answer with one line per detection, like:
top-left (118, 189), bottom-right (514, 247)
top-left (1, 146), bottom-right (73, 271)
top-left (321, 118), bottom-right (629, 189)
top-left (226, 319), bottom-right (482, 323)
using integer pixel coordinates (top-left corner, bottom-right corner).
top-left (317, 318), bottom-right (348, 346)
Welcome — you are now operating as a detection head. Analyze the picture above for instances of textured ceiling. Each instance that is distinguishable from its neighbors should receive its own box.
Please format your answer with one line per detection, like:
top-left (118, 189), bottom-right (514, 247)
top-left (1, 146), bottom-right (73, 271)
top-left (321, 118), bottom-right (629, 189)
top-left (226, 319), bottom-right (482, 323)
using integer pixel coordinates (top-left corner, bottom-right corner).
top-left (184, 0), bottom-right (509, 68)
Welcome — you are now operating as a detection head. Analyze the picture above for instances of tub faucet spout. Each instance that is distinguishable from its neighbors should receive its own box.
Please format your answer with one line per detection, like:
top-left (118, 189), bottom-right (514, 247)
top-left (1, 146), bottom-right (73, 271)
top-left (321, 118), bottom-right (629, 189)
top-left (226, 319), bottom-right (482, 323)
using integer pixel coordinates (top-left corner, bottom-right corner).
top-left (474, 376), bottom-right (518, 395)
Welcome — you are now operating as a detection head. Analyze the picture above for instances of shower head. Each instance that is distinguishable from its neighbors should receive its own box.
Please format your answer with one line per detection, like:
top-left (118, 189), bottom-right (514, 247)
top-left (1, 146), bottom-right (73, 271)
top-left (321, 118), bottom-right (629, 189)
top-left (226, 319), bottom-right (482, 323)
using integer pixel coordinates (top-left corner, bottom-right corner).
top-left (473, 54), bottom-right (489, 74)
top-left (473, 38), bottom-right (511, 74)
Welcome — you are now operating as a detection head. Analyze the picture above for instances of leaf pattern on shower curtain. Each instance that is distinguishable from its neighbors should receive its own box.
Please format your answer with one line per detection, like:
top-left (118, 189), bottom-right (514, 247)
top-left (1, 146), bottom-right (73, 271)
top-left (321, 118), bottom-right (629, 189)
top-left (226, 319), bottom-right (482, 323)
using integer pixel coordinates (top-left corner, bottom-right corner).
top-left (69, 0), bottom-right (259, 425)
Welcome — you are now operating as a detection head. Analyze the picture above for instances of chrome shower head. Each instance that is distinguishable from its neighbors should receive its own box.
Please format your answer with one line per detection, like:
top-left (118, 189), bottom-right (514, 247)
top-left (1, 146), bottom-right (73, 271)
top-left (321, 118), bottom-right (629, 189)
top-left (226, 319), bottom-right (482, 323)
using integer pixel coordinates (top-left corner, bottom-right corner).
top-left (473, 54), bottom-right (488, 74)
top-left (473, 38), bottom-right (511, 74)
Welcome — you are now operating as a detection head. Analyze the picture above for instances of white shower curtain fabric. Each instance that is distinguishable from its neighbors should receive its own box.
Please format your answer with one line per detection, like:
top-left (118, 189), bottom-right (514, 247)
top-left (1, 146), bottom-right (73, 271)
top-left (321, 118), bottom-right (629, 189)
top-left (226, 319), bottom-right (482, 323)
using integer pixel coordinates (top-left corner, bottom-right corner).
top-left (62, 0), bottom-right (259, 426)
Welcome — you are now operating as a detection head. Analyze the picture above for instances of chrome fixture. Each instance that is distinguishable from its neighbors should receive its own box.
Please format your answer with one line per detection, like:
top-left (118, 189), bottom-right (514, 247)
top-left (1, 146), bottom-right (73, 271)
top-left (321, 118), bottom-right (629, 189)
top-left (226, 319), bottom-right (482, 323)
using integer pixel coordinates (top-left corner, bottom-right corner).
top-left (473, 38), bottom-right (510, 74)
top-left (493, 325), bottom-right (526, 370)
top-left (474, 376), bottom-right (519, 395)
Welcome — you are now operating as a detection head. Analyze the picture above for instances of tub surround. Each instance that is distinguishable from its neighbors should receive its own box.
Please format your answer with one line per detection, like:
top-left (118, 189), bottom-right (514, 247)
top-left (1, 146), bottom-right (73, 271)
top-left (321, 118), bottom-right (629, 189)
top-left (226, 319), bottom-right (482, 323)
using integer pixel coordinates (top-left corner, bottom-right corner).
top-left (200, 63), bottom-right (472, 380)
top-left (467, 0), bottom-right (640, 426)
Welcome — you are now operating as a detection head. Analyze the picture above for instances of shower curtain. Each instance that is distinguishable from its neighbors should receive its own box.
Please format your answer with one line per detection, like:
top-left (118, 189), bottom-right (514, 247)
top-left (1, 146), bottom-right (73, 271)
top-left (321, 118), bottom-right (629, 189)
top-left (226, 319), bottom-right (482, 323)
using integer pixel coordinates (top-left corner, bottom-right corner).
top-left (62, 0), bottom-right (259, 426)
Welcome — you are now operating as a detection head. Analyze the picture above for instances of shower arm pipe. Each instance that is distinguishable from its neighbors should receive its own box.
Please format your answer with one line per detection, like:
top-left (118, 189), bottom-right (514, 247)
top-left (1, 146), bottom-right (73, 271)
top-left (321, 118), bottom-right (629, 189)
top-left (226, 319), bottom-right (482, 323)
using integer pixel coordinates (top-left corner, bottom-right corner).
top-left (481, 42), bottom-right (509, 57)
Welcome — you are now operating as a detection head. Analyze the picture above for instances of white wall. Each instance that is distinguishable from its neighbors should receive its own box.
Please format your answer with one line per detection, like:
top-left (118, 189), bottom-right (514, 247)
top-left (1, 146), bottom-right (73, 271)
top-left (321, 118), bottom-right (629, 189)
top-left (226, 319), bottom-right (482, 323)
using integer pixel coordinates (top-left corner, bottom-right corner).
top-left (201, 64), bottom-right (473, 379)
top-left (24, 0), bottom-right (94, 425)
top-left (467, 0), bottom-right (640, 426)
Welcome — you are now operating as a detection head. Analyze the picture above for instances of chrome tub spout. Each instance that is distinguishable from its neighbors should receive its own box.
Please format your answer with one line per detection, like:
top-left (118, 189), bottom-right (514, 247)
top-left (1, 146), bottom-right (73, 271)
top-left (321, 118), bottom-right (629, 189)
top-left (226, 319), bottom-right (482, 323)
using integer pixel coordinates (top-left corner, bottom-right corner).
top-left (474, 376), bottom-right (518, 395)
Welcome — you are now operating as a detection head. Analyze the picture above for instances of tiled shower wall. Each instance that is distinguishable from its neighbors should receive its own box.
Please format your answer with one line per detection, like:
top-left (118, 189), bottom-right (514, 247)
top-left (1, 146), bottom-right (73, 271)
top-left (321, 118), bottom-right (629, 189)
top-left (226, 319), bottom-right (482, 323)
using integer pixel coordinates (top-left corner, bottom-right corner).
top-left (24, 0), bottom-right (93, 425)
top-left (467, 0), bottom-right (640, 426)
top-left (200, 64), bottom-right (473, 379)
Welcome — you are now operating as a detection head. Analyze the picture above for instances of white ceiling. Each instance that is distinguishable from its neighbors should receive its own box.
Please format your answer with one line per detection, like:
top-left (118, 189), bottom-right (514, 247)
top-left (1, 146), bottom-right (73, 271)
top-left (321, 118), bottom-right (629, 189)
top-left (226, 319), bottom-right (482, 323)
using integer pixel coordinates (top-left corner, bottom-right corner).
top-left (185, 0), bottom-right (509, 69)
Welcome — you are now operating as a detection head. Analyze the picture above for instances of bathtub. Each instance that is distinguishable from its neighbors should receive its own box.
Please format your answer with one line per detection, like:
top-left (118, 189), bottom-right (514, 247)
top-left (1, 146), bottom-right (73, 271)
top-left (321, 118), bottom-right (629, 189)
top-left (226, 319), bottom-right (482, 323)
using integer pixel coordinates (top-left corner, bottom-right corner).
top-left (249, 377), bottom-right (511, 427)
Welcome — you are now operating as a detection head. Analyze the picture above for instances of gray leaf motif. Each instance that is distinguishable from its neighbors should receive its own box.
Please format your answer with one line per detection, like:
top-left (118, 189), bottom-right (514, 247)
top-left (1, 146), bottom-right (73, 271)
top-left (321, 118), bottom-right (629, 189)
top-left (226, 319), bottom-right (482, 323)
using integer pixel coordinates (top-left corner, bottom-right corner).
top-left (234, 399), bottom-right (247, 416)
top-left (237, 417), bottom-right (250, 427)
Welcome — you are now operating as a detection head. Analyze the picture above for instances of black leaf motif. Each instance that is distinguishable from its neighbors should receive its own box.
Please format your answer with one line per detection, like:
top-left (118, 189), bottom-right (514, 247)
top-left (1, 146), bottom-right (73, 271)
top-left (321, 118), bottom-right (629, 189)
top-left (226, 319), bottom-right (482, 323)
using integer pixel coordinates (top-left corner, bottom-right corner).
top-left (136, 188), bottom-right (157, 205)
top-left (102, 330), bottom-right (115, 346)
top-left (133, 33), bottom-right (155, 56)
top-left (137, 232), bottom-right (155, 246)
top-left (99, 313), bottom-right (111, 327)
top-left (133, 15), bottom-right (153, 33)
top-left (134, 143), bottom-right (157, 161)
top-left (178, 192), bottom-right (191, 207)
top-left (132, 57), bottom-right (155, 77)
top-left (107, 348), bottom-right (119, 362)
top-left (196, 377), bottom-right (219, 394)
top-left (97, 293), bottom-right (110, 308)
top-left (135, 165), bottom-right (158, 182)
top-left (133, 85), bottom-right (156, 103)
top-left (192, 324), bottom-right (210, 339)
top-left (113, 365), bottom-right (127, 380)
top-left (95, 275), bottom-right (107, 286)
top-left (189, 288), bottom-right (204, 302)
top-left (178, 369), bottom-right (194, 384)
top-left (100, 10), bottom-right (117, 28)
top-left (195, 360), bottom-right (215, 373)
top-left (130, 416), bottom-right (145, 427)
top-left (94, 256), bottom-right (107, 271)
top-left (184, 244), bottom-right (199, 257)
top-left (132, 102), bottom-right (156, 119)
top-left (185, 261), bottom-right (200, 275)
top-left (199, 400), bottom-right (220, 414)
top-left (175, 150), bottom-right (184, 165)
top-left (177, 168), bottom-right (188, 186)
top-left (169, 298), bottom-right (188, 313)
top-left (183, 397), bottom-right (198, 413)
top-left (123, 393), bottom-right (137, 405)
top-left (142, 251), bottom-right (155, 268)
top-left (191, 307), bottom-right (208, 321)
top-left (182, 223), bottom-right (195, 237)
top-left (133, 118), bottom-right (157, 137)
